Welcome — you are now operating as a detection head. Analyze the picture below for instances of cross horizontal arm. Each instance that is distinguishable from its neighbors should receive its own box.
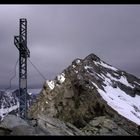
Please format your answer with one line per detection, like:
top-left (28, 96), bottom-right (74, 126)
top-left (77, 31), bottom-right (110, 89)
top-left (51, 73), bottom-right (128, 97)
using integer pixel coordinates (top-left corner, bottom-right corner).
top-left (14, 36), bottom-right (30, 57)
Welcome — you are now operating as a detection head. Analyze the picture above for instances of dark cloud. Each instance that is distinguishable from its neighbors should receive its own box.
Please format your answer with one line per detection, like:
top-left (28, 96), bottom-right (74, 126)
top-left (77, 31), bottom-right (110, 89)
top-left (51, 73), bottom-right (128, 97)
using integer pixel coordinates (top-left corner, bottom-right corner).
top-left (0, 5), bottom-right (140, 89)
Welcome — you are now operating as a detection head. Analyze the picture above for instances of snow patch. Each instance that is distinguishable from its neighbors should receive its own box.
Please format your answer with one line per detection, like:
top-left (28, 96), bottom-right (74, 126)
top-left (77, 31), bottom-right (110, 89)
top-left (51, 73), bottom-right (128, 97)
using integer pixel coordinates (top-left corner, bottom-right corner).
top-left (113, 72), bottom-right (119, 77)
top-left (72, 65), bottom-right (76, 68)
top-left (94, 61), bottom-right (118, 72)
top-left (134, 81), bottom-right (140, 86)
top-left (28, 92), bottom-right (32, 95)
top-left (119, 75), bottom-right (134, 88)
top-left (28, 89), bottom-right (41, 95)
top-left (91, 82), bottom-right (98, 89)
top-left (75, 70), bottom-right (78, 74)
top-left (100, 61), bottom-right (118, 71)
top-left (46, 80), bottom-right (55, 90)
top-left (76, 59), bottom-right (81, 64)
top-left (106, 73), bottom-right (134, 88)
top-left (84, 65), bottom-right (93, 70)
top-left (57, 73), bottom-right (65, 84)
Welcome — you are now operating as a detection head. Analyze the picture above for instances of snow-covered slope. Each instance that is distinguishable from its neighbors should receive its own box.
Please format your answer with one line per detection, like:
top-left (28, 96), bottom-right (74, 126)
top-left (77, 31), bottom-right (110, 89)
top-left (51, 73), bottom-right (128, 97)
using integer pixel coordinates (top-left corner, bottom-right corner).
top-left (85, 58), bottom-right (140, 125)
top-left (0, 89), bottom-right (41, 121)
top-left (0, 90), bottom-right (19, 121)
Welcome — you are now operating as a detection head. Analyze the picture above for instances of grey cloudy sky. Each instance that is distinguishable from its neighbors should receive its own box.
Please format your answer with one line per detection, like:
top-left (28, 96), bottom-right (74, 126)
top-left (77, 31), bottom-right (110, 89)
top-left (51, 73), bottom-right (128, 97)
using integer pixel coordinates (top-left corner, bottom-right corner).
top-left (0, 5), bottom-right (140, 89)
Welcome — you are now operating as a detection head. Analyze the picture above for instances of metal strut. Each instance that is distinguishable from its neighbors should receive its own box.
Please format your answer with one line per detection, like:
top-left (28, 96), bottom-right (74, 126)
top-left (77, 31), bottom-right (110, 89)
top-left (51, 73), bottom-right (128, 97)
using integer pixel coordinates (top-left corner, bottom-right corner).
top-left (14, 18), bottom-right (30, 119)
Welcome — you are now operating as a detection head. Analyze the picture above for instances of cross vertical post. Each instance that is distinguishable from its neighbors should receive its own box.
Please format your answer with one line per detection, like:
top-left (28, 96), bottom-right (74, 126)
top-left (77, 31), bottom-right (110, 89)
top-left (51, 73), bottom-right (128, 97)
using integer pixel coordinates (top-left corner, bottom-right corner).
top-left (14, 18), bottom-right (30, 119)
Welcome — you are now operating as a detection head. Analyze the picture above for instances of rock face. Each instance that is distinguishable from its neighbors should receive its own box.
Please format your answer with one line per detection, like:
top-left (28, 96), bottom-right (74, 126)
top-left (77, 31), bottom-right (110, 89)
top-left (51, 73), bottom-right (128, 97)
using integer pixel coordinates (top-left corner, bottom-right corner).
top-left (28, 53), bottom-right (140, 135)
top-left (82, 116), bottom-right (130, 135)
top-left (0, 114), bottom-right (29, 129)
top-left (0, 114), bottom-right (85, 135)
top-left (0, 114), bottom-right (45, 135)
top-left (35, 114), bottom-right (85, 135)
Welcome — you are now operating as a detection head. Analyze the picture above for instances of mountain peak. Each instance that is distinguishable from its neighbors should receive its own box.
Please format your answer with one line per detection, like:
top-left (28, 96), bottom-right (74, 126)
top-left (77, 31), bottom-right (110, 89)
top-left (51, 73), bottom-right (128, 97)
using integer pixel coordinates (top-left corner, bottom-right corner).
top-left (28, 53), bottom-right (140, 135)
top-left (84, 53), bottom-right (101, 62)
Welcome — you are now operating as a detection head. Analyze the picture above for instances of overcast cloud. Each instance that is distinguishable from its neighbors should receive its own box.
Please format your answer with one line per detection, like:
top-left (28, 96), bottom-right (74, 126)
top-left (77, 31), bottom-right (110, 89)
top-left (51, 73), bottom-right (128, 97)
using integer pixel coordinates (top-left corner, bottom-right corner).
top-left (0, 5), bottom-right (140, 89)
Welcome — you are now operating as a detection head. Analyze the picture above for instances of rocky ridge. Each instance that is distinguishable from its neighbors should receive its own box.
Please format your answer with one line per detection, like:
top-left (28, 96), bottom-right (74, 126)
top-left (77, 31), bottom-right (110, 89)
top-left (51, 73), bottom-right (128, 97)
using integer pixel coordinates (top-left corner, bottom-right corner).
top-left (27, 53), bottom-right (140, 135)
top-left (1, 53), bottom-right (140, 135)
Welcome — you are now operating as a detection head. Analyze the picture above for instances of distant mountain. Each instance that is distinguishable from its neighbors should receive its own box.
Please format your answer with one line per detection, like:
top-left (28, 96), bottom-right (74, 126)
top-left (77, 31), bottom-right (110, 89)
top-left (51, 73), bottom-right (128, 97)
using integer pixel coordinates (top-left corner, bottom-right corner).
top-left (0, 89), bottom-right (40, 121)
top-left (0, 90), bottom-right (18, 121)
top-left (28, 53), bottom-right (140, 135)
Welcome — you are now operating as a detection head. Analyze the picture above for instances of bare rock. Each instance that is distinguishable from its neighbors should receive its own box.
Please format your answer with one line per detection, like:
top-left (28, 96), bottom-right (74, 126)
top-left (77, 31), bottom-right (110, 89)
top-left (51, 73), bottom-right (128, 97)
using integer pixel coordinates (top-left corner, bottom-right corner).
top-left (0, 114), bottom-right (28, 129)
top-left (36, 114), bottom-right (85, 135)
top-left (82, 116), bottom-right (130, 135)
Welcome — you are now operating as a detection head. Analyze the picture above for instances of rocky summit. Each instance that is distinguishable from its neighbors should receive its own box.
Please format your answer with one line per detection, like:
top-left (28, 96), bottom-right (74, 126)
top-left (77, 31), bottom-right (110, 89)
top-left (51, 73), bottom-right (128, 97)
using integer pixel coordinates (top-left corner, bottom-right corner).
top-left (1, 53), bottom-right (140, 135)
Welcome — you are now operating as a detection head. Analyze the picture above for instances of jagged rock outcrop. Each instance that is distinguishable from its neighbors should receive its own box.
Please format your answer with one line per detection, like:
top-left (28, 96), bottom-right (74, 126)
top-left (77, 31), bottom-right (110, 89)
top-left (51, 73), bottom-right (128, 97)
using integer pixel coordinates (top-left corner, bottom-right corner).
top-left (28, 53), bottom-right (140, 135)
